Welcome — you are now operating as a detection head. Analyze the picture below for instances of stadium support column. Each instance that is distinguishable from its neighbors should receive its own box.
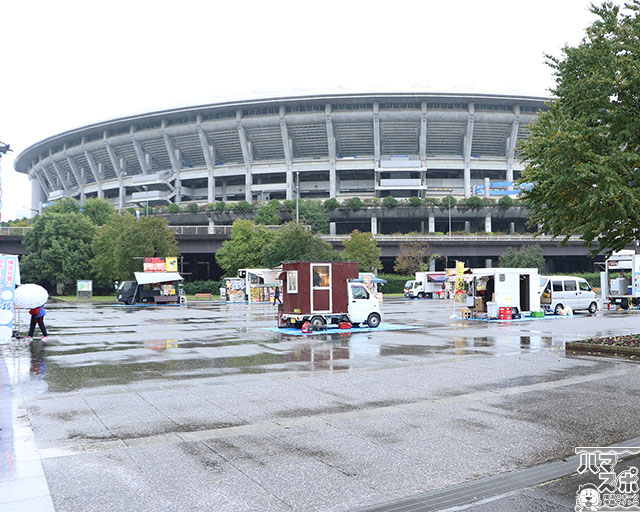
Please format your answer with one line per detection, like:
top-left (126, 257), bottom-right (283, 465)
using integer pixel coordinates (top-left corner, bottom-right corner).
top-left (506, 105), bottom-right (520, 187)
top-left (39, 158), bottom-right (58, 192)
top-left (428, 216), bottom-right (435, 233)
top-left (373, 103), bottom-right (381, 199)
top-left (29, 168), bottom-right (48, 213)
top-left (130, 129), bottom-right (151, 174)
top-left (197, 115), bottom-right (216, 204)
top-left (485, 215), bottom-right (492, 233)
top-left (419, 102), bottom-right (428, 198)
top-left (463, 102), bottom-right (475, 198)
top-left (82, 141), bottom-right (104, 199)
top-left (280, 107), bottom-right (294, 200)
top-left (49, 157), bottom-right (70, 193)
top-left (371, 216), bottom-right (378, 235)
top-left (64, 148), bottom-right (85, 202)
top-left (236, 110), bottom-right (253, 202)
top-left (325, 104), bottom-right (337, 198)
top-left (162, 121), bottom-right (183, 204)
top-left (105, 136), bottom-right (126, 210)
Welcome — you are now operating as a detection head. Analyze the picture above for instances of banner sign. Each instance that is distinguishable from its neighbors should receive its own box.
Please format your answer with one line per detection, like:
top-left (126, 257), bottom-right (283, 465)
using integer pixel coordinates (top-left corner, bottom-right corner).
top-left (144, 258), bottom-right (166, 272)
top-left (166, 257), bottom-right (178, 272)
top-left (0, 255), bottom-right (19, 342)
top-left (143, 257), bottom-right (179, 272)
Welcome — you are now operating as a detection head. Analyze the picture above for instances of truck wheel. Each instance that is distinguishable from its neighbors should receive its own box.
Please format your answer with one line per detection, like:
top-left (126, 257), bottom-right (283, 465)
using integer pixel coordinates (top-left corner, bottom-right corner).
top-left (366, 313), bottom-right (381, 328)
top-left (417, 292), bottom-right (425, 299)
top-left (554, 303), bottom-right (564, 315)
top-left (127, 296), bottom-right (135, 305)
top-left (310, 316), bottom-right (325, 329)
top-left (588, 302), bottom-right (598, 314)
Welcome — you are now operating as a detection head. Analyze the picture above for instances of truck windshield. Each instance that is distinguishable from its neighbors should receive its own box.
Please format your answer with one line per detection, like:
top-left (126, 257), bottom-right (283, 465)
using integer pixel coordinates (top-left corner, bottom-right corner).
top-left (117, 281), bottom-right (136, 293)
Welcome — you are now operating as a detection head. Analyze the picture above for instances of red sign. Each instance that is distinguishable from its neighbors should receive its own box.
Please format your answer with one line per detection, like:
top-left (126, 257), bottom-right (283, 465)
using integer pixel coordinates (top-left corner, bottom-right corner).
top-left (143, 258), bottom-right (166, 272)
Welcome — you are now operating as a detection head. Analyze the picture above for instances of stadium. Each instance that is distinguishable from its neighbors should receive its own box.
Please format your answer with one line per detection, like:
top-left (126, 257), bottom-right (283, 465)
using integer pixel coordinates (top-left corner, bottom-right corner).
top-left (15, 93), bottom-right (547, 214)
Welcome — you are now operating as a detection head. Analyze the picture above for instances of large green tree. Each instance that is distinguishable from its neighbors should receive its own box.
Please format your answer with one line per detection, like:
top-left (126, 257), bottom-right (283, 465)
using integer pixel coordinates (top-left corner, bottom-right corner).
top-left (341, 230), bottom-right (382, 273)
top-left (91, 213), bottom-right (179, 280)
top-left (393, 241), bottom-right (431, 274)
top-left (520, 1), bottom-right (640, 255)
top-left (498, 244), bottom-right (544, 271)
top-left (263, 222), bottom-right (338, 267)
top-left (21, 211), bottom-right (97, 292)
top-left (82, 197), bottom-right (115, 226)
top-left (215, 219), bottom-right (275, 275)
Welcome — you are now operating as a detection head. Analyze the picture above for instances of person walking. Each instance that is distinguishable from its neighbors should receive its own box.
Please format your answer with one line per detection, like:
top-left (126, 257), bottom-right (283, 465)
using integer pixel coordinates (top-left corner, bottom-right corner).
top-left (24, 304), bottom-right (48, 342)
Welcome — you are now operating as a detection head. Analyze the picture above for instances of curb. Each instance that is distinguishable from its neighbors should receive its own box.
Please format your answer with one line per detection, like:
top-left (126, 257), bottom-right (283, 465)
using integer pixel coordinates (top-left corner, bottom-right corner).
top-left (566, 341), bottom-right (640, 355)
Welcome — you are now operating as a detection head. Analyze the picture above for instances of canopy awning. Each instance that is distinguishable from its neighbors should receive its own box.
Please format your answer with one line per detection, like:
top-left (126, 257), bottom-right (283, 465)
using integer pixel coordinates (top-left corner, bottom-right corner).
top-left (352, 277), bottom-right (387, 284)
top-left (427, 273), bottom-right (447, 282)
top-left (134, 272), bottom-right (183, 285)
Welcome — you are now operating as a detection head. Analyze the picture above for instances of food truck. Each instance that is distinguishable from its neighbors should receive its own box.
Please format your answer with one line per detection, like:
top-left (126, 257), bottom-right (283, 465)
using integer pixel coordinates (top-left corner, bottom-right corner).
top-left (223, 268), bottom-right (282, 303)
top-left (599, 250), bottom-right (640, 309)
top-left (116, 272), bottom-right (185, 305)
top-left (404, 272), bottom-right (448, 298)
top-left (463, 267), bottom-right (540, 319)
top-left (278, 261), bottom-right (382, 329)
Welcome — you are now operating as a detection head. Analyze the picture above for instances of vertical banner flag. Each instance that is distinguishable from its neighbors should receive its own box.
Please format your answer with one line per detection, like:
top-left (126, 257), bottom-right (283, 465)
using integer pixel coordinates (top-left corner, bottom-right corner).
top-left (0, 256), bottom-right (19, 342)
top-left (455, 260), bottom-right (465, 291)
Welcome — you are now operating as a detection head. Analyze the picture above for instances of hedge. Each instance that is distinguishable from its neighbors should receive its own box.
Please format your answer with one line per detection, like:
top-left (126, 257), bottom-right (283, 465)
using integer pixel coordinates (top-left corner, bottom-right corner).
top-left (378, 273), bottom-right (412, 294)
top-left (182, 280), bottom-right (222, 295)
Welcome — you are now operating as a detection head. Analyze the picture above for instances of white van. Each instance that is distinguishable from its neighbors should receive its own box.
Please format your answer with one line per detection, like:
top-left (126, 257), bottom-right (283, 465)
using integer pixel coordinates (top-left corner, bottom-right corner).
top-left (540, 276), bottom-right (598, 314)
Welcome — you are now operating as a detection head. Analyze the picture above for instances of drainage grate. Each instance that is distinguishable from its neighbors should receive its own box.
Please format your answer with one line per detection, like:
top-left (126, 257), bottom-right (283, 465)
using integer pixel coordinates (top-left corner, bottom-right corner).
top-left (355, 436), bottom-right (640, 512)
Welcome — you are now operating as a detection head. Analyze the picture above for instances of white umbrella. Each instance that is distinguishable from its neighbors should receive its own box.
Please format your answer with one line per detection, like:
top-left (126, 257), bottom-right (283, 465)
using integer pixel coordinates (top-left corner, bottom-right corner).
top-left (14, 284), bottom-right (49, 309)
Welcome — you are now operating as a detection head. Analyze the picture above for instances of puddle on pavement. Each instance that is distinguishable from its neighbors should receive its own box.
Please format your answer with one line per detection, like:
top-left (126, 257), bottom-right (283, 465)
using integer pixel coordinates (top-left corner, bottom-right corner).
top-left (2, 299), bottom-right (611, 395)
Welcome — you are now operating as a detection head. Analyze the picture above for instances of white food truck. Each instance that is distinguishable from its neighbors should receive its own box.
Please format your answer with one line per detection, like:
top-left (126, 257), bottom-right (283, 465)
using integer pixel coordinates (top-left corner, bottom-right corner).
top-left (465, 267), bottom-right (540, 318)
top-left (404, 272), bottom-right (448, 298)
top-left (599, 250), bottom-right (640, 309)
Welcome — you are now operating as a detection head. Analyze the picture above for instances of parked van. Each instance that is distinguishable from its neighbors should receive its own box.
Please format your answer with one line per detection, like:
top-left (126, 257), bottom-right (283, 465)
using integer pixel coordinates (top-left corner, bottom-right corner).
top-left (540, 276), bottom-right (597, 314)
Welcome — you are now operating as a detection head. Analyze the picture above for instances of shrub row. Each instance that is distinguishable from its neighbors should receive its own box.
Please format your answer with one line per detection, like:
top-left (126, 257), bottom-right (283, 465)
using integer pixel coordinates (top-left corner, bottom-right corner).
top-left (126, 195), bottom-right (525, 217)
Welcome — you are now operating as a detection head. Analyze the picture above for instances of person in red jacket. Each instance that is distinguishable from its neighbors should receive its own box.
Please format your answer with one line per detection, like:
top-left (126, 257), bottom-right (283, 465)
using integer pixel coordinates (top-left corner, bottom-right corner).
top-left (24, 305), bottom-right (48, 342)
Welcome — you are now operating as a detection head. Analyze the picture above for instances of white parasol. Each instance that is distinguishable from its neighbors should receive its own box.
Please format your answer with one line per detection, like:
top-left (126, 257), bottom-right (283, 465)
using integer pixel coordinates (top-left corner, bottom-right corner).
top-left (14, 284), bottom-right (49, 309)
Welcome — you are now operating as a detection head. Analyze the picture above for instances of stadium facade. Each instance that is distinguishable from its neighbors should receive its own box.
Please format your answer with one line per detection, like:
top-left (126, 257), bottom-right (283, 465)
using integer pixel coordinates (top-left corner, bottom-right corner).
top-left (15, 93), bottom-right (547, 213)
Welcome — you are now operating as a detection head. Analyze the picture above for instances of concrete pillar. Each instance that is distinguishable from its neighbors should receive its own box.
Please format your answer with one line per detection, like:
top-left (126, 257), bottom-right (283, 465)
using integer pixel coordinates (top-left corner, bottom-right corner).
top-left (429, 259), bottom-right (436, 271)
top-left (484, 177), bottom-right (490, 199)
top-left (510, 222), bottom-right (515, 234)
top-left (222, 179), bottom-right (227, 201)
top-left (464, 221), bottom-right (471, 232)
top-left (428, 216), bottom-right (435, 233)
top-left (485, 258), bottom-right (492, 268)
top-left (370, 216), bottom-right (378, 235)
top-left (420, 220), bottom-right (425, 234)
top-left (30, 177), bottom-right (45, 216)
top-left (485, 215), bottom-right (492, 233)
top-left (329, 222), bottom-right (336, 236)
top-left (208, 219), bottom-right (215, 235)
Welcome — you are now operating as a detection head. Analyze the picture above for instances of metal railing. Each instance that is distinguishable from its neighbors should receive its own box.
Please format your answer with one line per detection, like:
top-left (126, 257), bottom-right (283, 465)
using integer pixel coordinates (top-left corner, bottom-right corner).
top-left (170, 224), bottom-right (301, 236)
top-left (0, 227), bottom-right (33, 236)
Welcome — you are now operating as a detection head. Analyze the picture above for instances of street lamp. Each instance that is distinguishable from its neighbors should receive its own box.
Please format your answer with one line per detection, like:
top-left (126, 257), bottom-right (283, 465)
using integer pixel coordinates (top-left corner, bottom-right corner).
top-left (296, 171), bottom-right (300, 224)
top-left (143, 186), bottom-right (149, 218)
top-left (447, 189), bottom-right (453, 240)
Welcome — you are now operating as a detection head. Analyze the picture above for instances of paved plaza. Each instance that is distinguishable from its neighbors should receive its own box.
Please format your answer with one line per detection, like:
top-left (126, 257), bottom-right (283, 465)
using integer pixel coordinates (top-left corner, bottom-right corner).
top-left (2, 298), bottom-right (640, 511)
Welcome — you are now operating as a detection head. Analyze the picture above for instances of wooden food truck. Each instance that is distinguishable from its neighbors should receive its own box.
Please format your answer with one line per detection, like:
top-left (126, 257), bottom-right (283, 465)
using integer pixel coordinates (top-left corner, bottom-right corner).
top-left (278, 261), bottom-right (382, 329)
top-left (464, 267), bottom-right (540, 319)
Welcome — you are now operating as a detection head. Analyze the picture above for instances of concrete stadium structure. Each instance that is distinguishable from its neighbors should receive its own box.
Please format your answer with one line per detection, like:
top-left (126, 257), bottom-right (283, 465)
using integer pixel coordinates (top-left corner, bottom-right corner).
top-left (15, 93), bottom-right (548, 213)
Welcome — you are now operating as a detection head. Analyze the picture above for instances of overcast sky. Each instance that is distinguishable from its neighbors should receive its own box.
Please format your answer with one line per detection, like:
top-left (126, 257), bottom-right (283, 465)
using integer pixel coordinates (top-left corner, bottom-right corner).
top-left (0, 0), bottom-right (621, 221)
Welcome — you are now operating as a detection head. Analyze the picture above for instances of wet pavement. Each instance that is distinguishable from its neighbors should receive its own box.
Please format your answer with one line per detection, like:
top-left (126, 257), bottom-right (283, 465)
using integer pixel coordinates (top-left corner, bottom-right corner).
top-left (1, 297), bottom-right (640, 511)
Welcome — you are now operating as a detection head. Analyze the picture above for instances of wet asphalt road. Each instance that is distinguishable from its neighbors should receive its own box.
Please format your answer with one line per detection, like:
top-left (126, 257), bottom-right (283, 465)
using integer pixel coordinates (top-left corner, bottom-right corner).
top-left (2, 297), bottom-right (640, 511)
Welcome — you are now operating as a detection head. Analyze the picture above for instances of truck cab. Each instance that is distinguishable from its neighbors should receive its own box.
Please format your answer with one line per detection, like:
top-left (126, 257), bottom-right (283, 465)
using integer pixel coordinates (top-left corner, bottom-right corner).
top-left (347, 281), bottom-right (382, 327)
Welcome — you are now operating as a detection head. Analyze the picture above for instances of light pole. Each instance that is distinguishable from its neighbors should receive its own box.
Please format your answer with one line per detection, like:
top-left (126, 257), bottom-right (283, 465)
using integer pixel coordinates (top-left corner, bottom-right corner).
top-left (143, 186), bottom-right (149, 218)
top-left (448, 192), bottom-right (452, 240)
top-left (296, 171), bottom-right (299, 224)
